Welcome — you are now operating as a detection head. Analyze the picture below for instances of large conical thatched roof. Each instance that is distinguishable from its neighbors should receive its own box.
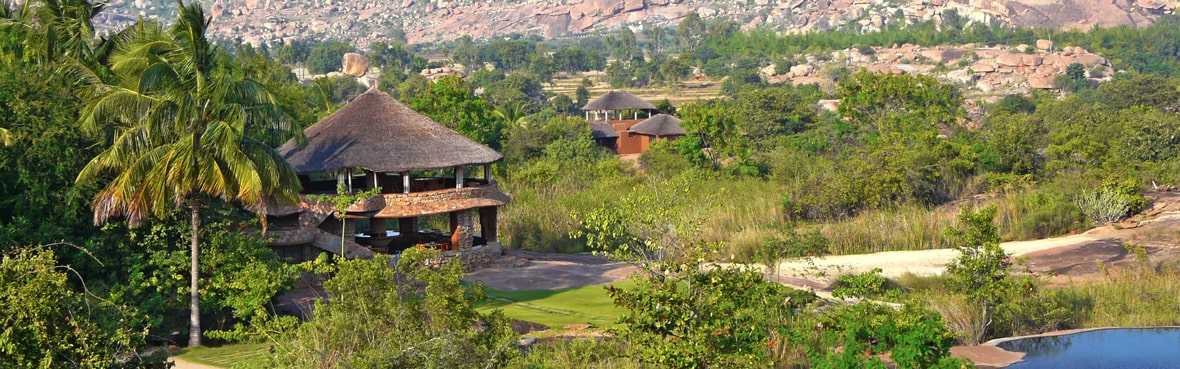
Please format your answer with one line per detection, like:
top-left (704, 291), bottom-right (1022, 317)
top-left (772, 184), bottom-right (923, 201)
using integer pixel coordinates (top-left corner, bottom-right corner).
top-left (582, 90), bottom-right (656, 111)
top-left (629, 114), bottom-right (686, 136)
top-left (278, 88), bottom-right (502, 174)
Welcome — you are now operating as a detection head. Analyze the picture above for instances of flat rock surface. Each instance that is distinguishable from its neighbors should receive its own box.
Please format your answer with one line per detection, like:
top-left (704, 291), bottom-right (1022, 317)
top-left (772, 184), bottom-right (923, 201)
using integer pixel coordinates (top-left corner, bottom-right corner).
top-left (950, 345), bottom-right (1025, 368)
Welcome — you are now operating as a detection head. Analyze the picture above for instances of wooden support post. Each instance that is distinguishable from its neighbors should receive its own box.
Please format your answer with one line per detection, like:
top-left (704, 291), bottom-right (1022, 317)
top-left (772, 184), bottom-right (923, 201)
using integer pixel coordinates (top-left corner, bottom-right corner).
top-left (634, 111), bottom-right (638, 119)
top-left (372, 172), bottom-right (379, 190)
top-left (402, 172), bottom-right (410, 194)
top-left (455, 166), bottom-right (464, 189)
top-left (483, 164), bottom-right (493, 184)
top-left (336, 171), bottom-right (346, 194)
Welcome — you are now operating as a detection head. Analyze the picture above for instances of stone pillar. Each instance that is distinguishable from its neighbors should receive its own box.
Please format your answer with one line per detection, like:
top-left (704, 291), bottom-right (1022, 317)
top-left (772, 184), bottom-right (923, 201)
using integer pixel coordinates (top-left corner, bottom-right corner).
top-left (370, 217), bottom-right (386, 238)
top-left (448, 210), bottom-right (473, 250)
top-left (478, 206), bottom-right (498, 245)
top-left (399, 217), bottom-right (416, 244)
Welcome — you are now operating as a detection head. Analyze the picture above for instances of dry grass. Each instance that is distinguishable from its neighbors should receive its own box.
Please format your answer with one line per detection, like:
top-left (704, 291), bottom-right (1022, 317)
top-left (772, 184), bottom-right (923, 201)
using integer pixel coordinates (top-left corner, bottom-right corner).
top-left (545, 72), bottom-right (725, 105)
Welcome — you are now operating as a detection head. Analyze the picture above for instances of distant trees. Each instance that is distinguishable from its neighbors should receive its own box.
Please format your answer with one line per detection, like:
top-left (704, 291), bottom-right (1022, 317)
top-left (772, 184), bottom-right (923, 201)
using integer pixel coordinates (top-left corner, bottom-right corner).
top-left (407, 76), bottom-right (504, 147)
top-left (304, 40), bottom-right (354, 74)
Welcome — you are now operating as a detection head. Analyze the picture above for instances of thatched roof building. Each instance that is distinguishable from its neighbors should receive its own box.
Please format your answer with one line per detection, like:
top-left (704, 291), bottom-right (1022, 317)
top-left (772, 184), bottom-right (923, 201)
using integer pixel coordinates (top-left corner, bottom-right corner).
top-left (267, 87), bottom-right (508, 257)
top-left (278, 88), bottom-right (501, 174)
top-left (581, 90), bottom-right (656, 111)
top-left (629, 114), bottom-right (686, 137)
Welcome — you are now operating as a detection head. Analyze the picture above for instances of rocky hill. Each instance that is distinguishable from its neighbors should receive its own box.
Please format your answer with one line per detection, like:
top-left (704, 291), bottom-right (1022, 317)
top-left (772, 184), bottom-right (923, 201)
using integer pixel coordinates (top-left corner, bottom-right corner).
top-left (94, 0), bottom-right (1177, 47)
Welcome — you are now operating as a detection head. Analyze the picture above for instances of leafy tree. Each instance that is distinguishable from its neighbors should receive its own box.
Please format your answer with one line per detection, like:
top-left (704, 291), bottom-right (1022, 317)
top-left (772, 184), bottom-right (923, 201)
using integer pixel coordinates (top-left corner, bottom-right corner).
top-left (0, 248), bottom-right (162, 369)
top-left (1094, 73), bottom-right (1180, 112)
top-left (574, 84), bottom-right (590, 108)
top-left (944, 206), bottom-right (1012, 344)
top-left (112, 217), bottom-right (301, 342)
top-left (73, 6), bottom-right (300, 346)
top-left (979, 112), bottom-right (1044, 174)
top-left (610, 266), bottom-right (816, 369)
top-left (1055, 62), bottom-right (1088, 93)
top-left (837, 71), bottom-right (963, 130)
top-left (304, 40), bottom-right (354, 74)
top-left (268, 248), bottom-right (518, 369)
top-left (369, 41), bottom-right (424, 72)
top-left (407, 75), bottom-right (504, 147)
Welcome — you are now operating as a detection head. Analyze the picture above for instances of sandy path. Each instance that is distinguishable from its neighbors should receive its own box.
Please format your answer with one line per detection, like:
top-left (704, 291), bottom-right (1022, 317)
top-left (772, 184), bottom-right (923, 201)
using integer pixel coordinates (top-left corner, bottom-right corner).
top-left (776, 233), bottom-right (1100, 282)
top-left (169, 357), bottom-right (220, 369)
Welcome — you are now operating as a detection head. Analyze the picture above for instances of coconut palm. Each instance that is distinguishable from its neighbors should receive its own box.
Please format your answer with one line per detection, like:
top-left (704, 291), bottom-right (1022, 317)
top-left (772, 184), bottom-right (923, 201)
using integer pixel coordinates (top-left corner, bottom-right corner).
top-left (74, 2), bottom-right (299, 347)
top-left (0, 0), bottom-right (106, 63)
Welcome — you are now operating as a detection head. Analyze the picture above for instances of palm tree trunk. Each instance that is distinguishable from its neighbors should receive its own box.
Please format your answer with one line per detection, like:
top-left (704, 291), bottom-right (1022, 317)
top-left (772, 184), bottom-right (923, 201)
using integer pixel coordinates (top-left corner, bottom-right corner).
top-left (188, 202), bottom-right (202, 347)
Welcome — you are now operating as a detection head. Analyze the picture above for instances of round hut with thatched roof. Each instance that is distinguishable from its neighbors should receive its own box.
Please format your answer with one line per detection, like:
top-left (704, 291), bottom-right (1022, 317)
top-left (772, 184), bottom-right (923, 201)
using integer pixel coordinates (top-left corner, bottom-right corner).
top-left (582, 91), bottom-right (685, 155)
top-left (267, 87), bottom-right (509, 260)
top-left (627, 113), bottom-right (686, 150)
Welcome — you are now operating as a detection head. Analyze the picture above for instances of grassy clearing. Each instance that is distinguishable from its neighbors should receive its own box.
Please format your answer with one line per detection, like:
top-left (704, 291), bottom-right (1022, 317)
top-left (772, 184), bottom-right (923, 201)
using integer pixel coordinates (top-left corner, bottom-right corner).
top-left (478, 280), bottom-right (631, 329)
top-left (177, 343), bottom-right (270, 369)
top-left (1060, 268), bottom-right (1180, 328)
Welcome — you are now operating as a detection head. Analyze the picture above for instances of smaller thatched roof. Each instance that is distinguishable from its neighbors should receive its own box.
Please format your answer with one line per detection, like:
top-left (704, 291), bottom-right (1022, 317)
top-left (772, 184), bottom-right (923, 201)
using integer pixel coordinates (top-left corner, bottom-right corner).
top-left (582, 90), bottom-right (656, 111)
top-left (629, 114), bottom-right (686, 136)
top-left (589, 121), bottom-right (619, 139)
top-left (279, 88), bottom-right (502, 174)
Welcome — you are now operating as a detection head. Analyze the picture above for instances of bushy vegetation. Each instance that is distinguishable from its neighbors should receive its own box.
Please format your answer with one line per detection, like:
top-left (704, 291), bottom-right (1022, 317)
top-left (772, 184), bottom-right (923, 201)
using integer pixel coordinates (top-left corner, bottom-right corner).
top-left (264, 248), bottom-right (518, 369)
top-left (4, 0), bottom-right (1180, 367)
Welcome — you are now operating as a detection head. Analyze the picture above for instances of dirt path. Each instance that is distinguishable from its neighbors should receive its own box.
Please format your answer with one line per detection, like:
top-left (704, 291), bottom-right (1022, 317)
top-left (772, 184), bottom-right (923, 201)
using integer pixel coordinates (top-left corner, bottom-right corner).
top-left (169, 357), bottom-right (220, 369)
top-left (776, 209), bottom-right (1180, 287)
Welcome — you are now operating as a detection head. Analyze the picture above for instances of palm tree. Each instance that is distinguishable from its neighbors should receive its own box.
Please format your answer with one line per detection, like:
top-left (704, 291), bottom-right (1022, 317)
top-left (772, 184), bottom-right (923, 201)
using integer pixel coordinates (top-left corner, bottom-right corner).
top-left (0, 0), bottom-right (106, 63)
top-left (74, 2), bottom-right (299, 347)
top-left (0, 127), bottom-right (11, 146)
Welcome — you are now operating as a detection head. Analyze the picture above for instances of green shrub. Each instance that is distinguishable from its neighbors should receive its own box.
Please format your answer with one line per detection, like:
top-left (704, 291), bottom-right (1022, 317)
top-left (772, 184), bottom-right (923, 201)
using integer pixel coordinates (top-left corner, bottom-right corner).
top-left (266, 249), bottom-right (518, 369)
top-left (610, 266), bottom-right (816, 369)
top-left (1075, 179), bottom-right (1148, 224)
top-left (832, 268), bottom-right (892, 299)
top-left (795, 303), bottom-right (968, 369)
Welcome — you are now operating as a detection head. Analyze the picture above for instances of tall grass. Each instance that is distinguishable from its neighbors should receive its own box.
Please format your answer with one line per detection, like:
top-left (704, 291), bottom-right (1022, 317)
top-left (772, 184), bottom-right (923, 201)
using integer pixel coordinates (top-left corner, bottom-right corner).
top-left (1061, 266), bottom-right (1180, 328)
top-left (502, 165), bottom-right (1095, 259)
top-left (817, 204), bottom-right (958, 255)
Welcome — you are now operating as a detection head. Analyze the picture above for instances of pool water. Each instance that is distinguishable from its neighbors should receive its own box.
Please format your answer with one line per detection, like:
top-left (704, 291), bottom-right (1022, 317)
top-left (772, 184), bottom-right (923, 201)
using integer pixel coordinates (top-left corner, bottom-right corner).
top-left (996, 328), bottom-right (1180, 369)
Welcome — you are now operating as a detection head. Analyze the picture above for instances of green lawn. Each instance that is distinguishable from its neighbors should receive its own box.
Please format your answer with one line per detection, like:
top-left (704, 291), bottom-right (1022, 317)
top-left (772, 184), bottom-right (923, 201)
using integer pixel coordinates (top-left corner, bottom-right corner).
top-left (177, 343), bottom-right (270, 368)
top-left (174, 282), bottom-right (628, 368)
top-left (478, 280), bottom-right (631, 329)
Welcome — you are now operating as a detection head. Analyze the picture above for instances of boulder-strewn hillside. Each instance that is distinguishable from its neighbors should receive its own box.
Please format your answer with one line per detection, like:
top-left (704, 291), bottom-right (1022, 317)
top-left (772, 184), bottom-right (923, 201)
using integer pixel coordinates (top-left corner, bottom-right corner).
top-left (94, 0), bottom-right (1177, 46)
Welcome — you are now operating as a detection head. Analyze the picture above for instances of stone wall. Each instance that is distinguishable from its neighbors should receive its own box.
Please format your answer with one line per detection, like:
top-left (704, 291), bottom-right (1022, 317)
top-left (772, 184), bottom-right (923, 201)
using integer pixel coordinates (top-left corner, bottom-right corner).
top-left (444, 242), bottom-right (503, 272)
top-left (376, 184), bottom-right (509, 218)
top-left (390, 241), bottom-right (503, 271)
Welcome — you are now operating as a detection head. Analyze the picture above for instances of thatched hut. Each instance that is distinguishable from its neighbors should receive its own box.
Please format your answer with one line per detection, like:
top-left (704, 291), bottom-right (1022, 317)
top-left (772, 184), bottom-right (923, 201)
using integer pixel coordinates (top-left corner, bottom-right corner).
top-left (582, 91), bottom-right (688, 155)
top-left (270, 88), bottom-right (509, 259)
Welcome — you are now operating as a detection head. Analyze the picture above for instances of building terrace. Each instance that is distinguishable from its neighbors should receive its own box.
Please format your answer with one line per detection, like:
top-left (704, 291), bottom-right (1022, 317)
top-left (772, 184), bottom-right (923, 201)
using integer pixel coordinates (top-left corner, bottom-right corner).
top-left (266, 87), bottom-right (508, 261)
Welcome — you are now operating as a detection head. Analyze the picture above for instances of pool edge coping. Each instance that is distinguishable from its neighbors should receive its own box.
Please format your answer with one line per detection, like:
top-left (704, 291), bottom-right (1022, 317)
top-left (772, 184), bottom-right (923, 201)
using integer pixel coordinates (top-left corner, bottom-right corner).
top-left (976, 326), bottom-right (1180, 368)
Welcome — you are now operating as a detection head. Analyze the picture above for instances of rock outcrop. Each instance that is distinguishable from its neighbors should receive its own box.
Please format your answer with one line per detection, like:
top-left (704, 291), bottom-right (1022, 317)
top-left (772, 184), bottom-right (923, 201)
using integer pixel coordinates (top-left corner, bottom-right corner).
top-left (761, 43), bottom-right (1114, 96)
top-left (91, 0), bottom-right (1177, 47)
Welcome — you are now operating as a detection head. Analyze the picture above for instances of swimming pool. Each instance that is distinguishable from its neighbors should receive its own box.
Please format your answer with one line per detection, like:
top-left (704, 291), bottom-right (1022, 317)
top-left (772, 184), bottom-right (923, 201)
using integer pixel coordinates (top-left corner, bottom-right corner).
top-left (995, 328), bottom-right (1180, 369)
